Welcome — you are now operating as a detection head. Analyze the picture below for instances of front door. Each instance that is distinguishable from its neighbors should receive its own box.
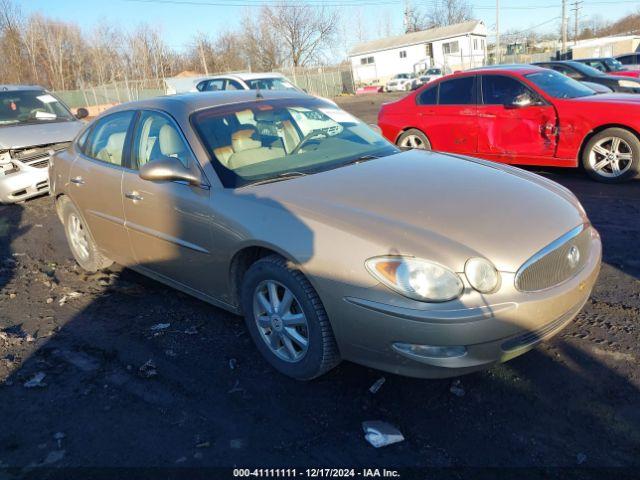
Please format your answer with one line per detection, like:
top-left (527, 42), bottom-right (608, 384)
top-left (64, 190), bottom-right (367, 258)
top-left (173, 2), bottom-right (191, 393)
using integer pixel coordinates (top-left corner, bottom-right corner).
top-left (68, 110), bottom-right (136, 265)
top-left (476, 74), bottom-right (558, 164)
top-left (121, 110), bottom-right (215, 296)
top-left (418, 75), bottom-right (478, 154)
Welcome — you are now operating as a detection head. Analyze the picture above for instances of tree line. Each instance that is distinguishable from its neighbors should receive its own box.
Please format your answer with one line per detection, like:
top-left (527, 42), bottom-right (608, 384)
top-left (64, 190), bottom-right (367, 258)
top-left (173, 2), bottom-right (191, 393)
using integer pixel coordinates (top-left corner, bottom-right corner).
top-left (0, 0), bottom-right (339, 91)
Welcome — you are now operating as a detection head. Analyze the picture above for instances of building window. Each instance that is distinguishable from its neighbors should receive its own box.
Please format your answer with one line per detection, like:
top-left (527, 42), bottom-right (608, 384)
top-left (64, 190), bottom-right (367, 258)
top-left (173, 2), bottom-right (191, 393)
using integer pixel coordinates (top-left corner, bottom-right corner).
top-left (473, 38), bottom-right (478, 50)
top-left (481, 39), bottom-right (485, 50)
top-left (425, 44), bottom-right (432, 56)
top-left (442, 40), bottom-right (460, 55)
top-left (360, 56), bottom-right (374, 65)
top-left (399, 50), bottom-right (407, 59)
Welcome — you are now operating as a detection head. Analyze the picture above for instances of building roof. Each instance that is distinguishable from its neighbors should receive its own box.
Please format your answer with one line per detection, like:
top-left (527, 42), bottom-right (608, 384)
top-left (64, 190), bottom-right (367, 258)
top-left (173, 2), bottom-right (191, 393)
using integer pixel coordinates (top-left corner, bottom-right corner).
top-left (349, 20), bottom-right (485, 57)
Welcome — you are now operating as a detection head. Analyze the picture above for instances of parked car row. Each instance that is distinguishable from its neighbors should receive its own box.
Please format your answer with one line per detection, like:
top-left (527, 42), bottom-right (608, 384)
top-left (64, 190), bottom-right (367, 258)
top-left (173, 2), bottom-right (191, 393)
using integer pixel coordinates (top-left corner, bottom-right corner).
top-left (2, 58), bottom-right (631, 381)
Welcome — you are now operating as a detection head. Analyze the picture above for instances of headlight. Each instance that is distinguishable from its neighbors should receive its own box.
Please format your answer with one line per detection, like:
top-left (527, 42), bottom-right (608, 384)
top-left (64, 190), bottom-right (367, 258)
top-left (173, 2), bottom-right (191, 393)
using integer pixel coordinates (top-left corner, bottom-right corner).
top-left (465, 257), bottom-right (500, 293)
top-left (618, 79), bottom-right (640, 88)
top-left (365, 256), bottom-right (463, 302)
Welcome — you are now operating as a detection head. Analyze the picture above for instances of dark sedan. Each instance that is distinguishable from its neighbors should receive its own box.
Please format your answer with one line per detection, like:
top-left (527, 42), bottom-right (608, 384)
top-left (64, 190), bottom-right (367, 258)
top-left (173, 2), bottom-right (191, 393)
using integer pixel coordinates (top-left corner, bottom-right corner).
top-left (534, 60), bottom-right (640, 94)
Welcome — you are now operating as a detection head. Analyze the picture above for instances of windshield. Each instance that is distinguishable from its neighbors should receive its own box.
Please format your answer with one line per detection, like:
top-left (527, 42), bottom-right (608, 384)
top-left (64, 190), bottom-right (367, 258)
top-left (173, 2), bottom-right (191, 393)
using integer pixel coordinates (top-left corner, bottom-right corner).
top-left (0, 90), bottom-right (75, 126)
top-left (525, 70), bottom-right (596, 99)
top-left (426, 68), bottom-right (442, 75)
top-left (604, 58), bottom-right (625, 72)
top-left (192, 98), bottom-right (398, 188)
top-left (244, 77), bottom-right (299, 91)
top-left (570, 62), bottom-right (606, 77)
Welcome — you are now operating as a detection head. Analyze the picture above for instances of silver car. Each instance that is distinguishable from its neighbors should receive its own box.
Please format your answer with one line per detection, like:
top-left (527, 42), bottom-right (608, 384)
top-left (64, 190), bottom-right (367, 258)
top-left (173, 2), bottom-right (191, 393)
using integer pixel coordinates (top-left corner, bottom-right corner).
top-left (0, 85), bottom-right (87, 203)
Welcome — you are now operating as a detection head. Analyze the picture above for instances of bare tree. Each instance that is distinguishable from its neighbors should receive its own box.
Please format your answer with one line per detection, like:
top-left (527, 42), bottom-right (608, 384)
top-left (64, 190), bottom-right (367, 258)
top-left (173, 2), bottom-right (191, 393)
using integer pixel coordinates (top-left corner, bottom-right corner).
top-left (0, 0), bottom-right (29, 84)
top-left (264, 1), bottom-right (337, 67)
top-left (426, 0), bottom-right (474, 28)
top-left (404, 2), bottom-right (427, 33)
top-left (241, 9), bottom-right (283, 72)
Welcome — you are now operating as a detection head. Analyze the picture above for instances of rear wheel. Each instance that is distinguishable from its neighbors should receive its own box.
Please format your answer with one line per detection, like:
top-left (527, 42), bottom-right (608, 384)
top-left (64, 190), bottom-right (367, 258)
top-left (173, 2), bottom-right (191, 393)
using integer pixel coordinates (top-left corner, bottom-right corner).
top-left (582, 128), bottom-right (640, 183)
top-left (397, 129), bottom-right (431, 150)
top-left (240, 255), bottom-right (340, 380)
top-left (60, 197), bottom-right (113, 272)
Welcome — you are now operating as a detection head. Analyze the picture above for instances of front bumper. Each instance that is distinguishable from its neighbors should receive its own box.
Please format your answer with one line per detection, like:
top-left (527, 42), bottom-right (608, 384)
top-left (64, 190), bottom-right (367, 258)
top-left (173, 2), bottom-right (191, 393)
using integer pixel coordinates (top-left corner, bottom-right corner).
top-left (0, 161), bottom-right (50, 204)
top-left (326, 229), bottom-right (602, 379)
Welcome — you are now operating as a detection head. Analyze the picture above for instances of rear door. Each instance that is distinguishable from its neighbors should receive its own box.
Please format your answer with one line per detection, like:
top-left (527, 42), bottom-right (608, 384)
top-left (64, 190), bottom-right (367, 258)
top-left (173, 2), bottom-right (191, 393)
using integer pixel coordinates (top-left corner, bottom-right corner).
top-left (476, 74), bottom-right (558, 164)
top-left (417, 75), bottom-right (478, 154)
top-left (121, 110), bottom-right (215, 296)
top-left (68, 110), bottom-right (136, 265)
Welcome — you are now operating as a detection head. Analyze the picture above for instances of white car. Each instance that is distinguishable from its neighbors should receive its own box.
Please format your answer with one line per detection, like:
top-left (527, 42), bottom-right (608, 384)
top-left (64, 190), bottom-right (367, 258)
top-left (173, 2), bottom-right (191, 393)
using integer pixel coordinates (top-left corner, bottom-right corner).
top-left (384, 74), bottom-right (415, 92)
top-left (194, 73), bottom-right (302, 93)
top-left (416, 67), bottom-right (447, 87)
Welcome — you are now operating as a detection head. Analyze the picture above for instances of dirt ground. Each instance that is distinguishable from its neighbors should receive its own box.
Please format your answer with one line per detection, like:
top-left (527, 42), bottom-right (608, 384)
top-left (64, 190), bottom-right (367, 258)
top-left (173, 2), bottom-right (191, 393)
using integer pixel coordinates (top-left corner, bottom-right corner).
top-left (1, 93), bottom-right (639, 479)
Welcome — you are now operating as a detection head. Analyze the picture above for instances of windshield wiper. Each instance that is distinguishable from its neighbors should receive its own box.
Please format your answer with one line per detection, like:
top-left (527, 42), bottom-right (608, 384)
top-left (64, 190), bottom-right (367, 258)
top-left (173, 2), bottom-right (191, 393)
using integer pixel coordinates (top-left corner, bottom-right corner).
top-left (339, 154), bottom-right (380, 168)
top-left (241, 171), bottom-right (308, 188)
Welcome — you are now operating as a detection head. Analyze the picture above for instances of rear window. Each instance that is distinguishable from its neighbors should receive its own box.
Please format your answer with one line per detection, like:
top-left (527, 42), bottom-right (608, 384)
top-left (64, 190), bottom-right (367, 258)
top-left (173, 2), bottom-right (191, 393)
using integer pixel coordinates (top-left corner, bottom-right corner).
top-left (417, 85), bottom-right (438, 105)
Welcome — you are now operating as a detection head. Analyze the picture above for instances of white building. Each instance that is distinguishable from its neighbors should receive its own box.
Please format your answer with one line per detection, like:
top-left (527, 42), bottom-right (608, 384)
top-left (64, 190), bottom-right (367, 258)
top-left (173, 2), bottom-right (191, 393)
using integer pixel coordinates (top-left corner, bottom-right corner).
top-left (349, 20), bottom-right (488, 84)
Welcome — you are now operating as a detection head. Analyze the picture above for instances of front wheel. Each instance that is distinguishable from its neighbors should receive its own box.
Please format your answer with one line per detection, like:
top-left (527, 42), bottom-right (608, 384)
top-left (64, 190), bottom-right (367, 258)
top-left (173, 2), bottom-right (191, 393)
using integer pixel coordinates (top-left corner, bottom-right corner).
top-left (240, 255), bottom-right (340, 380)
top-left (582, 128), bottom-right (640, 183)
top-left (397, 129), bottom-right (431, 150)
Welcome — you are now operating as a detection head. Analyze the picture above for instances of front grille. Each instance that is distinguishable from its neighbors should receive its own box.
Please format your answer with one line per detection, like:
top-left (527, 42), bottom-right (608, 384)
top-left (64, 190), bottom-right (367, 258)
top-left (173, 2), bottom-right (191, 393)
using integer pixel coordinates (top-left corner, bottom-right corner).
top-left (11, 142), bottom-right (70, 163)
top-left (515, 225), bottom-right (592, 292)
top-left (26, 158), bottom-right (50, 169)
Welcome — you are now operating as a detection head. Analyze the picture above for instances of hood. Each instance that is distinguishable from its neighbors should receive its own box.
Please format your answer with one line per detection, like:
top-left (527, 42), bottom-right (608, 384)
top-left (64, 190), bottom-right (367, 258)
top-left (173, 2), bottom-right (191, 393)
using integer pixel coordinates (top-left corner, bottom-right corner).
top-left (569, 92), bottom-right (640, 105)
top-left (0, 121), bottom-right (83, 150)
top-left (246, 151), bottom-right (586, 273)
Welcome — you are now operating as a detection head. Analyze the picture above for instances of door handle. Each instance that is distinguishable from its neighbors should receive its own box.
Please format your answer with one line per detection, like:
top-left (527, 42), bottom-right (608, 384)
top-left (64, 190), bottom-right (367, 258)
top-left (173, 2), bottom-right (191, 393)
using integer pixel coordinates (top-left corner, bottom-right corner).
top-left (70, 176), bottom-right (84, 185)
top-left (478, 113), bottom-right (496, 118)
top-left (124, 191), bottom-right (144, 202)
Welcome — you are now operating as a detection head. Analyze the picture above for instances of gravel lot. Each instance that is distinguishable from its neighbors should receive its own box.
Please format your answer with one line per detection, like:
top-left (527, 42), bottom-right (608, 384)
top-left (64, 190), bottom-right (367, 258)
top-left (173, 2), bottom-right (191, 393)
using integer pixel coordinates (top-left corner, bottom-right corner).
top-left (0, 93), bottom-right (639, 477)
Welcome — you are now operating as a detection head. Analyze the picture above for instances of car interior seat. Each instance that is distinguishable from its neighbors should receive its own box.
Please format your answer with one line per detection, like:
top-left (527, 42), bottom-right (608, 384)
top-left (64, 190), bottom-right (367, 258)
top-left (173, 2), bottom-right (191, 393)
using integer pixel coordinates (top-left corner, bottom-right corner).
top-left (158, 124), bottom-right (188, 165)
top-left (96, 132), bottom-right (126, 165)
top-left (227, 125), bottom-right (284, 170)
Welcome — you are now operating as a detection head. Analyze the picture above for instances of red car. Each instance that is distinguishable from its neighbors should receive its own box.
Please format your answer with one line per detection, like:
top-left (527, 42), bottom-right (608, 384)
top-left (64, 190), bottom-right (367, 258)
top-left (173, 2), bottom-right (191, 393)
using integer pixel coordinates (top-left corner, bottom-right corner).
top-left (378, 65), bottom-right (640, 183)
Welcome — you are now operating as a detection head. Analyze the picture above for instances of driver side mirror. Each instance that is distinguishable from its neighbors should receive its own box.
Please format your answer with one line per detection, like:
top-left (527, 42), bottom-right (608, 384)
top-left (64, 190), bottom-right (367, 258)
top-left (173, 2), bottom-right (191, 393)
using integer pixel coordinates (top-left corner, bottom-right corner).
top-left (505, 92), bottom-right (540, 109)
top-left (75, 107), bottom-right (89, 120)
top-left (139, 156), bottom-right (203, 186)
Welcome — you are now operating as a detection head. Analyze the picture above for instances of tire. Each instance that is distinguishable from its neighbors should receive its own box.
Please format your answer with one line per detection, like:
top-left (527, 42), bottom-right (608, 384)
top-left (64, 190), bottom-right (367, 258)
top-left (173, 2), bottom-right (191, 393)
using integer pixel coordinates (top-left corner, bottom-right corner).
top-left (397, 128), bottom-right (431, 150)
top-left (60, 197), bottom-right (113, 272)
top-left (582, 128), bottom-right (640, 183)
top-left (240, 254), bottom-right (340, 380)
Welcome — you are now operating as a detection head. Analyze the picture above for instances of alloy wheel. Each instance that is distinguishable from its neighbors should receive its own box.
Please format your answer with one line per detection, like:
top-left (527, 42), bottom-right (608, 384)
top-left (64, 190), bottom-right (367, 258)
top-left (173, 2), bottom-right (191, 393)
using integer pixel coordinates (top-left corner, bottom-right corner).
top-left (253, 280), bottom-right (309, 363)
top-left (588, 136), bottom-right (634, 178)
top-left (68, 213), bottom-right (90, 261)
top-left (399, 134), bottom-right (427, 150)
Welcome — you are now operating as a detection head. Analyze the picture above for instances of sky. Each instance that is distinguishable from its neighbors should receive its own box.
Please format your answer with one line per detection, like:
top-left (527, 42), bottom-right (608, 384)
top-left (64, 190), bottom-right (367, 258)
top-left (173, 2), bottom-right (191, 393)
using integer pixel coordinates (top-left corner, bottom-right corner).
top-left (17, 0), bottom-right (640, 57)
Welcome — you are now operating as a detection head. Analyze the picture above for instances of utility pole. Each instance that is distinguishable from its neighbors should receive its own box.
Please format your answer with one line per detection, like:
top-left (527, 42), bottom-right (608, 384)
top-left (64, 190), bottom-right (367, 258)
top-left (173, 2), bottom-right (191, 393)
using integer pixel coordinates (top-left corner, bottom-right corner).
top-left (571, 0), bottom-right (583, 45)
top-left (496, 0), bottom-right (500, 63)
top-left (561, 0), bottom-right (567, 55)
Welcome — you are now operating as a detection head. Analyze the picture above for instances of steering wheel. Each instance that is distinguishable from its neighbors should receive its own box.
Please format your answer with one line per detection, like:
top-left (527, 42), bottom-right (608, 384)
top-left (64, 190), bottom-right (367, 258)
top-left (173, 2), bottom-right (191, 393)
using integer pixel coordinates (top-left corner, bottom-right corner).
top-left (289, 129), bottom-right (329, 155)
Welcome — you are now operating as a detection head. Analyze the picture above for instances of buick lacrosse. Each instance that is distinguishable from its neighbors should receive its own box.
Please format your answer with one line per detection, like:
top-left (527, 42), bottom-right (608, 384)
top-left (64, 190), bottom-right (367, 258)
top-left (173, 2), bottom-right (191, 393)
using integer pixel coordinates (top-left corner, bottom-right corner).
top-left (50, 90), bottom-right (601, 380)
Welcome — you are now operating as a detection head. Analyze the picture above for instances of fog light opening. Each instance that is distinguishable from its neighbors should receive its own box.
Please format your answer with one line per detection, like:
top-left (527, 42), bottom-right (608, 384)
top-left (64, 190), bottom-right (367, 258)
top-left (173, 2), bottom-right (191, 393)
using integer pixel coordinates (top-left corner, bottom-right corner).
top-left (392, 342), bottom-right (467, 359)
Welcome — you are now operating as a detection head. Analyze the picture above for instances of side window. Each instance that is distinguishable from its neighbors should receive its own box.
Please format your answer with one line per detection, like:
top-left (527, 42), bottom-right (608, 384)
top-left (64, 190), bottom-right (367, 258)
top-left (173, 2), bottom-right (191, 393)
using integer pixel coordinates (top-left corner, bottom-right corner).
top-left (438, 76), bottom-right (476, 105)
top-left (76, 126), bottom-right (92, 152)
top-left (132, 111), bottom-right (194, 169)
top-left (587, 61), bottom-right (605, 72)
top-left (618, 55), bottom-right (636, 66)
top-left (227, 80), bottom-right (243, 90)
top-left (207, 80), bottom-right (225, 91)
top-left (551, 65), bottom-right (581, 79)
top-left (481, 75), bottom-right (531, 105)
top-left (85, 111), bottom-right (134, 166)
top-left (417, 85), bottom-right (438, 105)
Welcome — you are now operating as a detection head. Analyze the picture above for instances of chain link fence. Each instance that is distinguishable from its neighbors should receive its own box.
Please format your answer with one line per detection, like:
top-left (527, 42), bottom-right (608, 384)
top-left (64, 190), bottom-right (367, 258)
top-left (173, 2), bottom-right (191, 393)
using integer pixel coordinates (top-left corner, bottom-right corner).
top-left (53, 65), bottom-right (355, 111)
